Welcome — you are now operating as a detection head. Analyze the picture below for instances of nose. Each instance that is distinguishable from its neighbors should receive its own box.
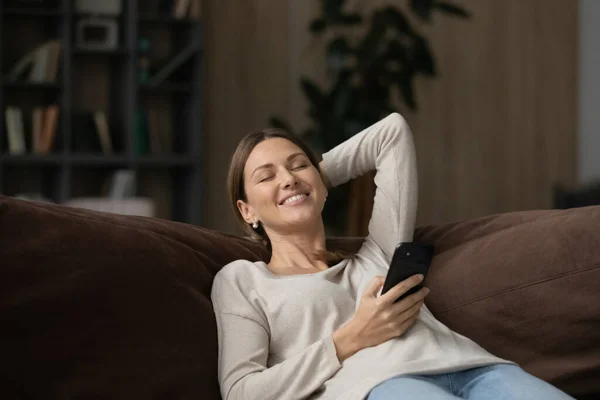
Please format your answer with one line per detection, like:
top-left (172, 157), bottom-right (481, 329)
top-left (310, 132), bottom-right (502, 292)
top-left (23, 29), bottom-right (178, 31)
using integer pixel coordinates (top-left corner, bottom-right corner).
top-left (280, 170), bottom-right (298, 189)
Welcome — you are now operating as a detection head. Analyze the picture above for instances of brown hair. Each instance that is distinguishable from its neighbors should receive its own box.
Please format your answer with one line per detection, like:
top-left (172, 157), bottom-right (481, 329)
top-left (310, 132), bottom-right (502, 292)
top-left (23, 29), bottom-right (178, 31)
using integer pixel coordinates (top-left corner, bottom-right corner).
top-left (227, 128), bottom-right (349, 263)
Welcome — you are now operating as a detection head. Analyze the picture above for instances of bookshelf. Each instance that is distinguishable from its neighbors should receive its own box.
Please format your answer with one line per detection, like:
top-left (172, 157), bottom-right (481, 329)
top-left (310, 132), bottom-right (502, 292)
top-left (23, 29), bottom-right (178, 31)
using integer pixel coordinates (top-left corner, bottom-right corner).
top-left (0, 0), bottom-right (204, 225)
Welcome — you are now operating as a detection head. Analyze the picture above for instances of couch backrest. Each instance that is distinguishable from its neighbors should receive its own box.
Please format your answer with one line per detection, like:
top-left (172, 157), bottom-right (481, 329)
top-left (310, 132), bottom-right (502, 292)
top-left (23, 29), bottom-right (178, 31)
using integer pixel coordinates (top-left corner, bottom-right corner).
top-left (414, 207), bottom-right (600, 399)
top-left (0, 195), bottom-right (268, 398)
top-left (1, 195), bottom-right (598, 399)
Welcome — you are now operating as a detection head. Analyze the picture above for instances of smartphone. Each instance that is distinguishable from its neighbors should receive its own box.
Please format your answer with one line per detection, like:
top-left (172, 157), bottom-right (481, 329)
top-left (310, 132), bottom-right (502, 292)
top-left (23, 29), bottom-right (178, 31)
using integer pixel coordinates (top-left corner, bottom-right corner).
top-left (381, 242), bottom-right (435, 303)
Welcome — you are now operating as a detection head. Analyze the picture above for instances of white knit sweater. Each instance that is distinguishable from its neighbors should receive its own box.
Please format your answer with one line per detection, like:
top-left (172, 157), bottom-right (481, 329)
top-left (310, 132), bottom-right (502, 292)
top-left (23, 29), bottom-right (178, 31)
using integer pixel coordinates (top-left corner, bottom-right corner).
top-left (211, 113), bottom-right (513, 400)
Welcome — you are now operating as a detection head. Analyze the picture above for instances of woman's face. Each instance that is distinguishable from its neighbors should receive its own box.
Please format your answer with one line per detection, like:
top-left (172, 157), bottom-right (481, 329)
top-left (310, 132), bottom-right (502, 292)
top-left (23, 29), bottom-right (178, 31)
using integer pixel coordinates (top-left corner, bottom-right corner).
top-left (238, 138), bottom-right (328, 234)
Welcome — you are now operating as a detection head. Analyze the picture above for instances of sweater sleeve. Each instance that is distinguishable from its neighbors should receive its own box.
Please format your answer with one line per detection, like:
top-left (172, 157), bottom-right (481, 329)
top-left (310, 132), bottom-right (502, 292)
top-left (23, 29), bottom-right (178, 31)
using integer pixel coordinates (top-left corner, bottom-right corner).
top-left (321, 113), bottom-right (418, 262)
top-left (211, 269), bottom-right (342, 400)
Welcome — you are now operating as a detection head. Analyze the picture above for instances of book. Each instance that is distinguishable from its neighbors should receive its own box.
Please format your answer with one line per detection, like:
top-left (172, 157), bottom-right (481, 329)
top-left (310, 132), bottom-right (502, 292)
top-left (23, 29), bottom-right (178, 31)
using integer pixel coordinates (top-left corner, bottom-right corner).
top-left (39, 105), bottom-right (59, 153)
top-left (5, 107), bottom-right (26, 154)
top-left (32, 107), bottom-right (44, 153)
top-left (6, 40), bottom-right (61, 83)
top-left (45, 41), bottom-right (62, 83)
top-left (146, 39), bottom-right (200, 86)
top-left (4, 105), bottom-right (59, 154)
top-left (28, 44), bottom-right (48, 82)
top-left (173, 0), bottom-right (190, 19)
top-left (107, 169), bottom-right (137, 199)
top-left (93, 111), bottom-right (114, 154)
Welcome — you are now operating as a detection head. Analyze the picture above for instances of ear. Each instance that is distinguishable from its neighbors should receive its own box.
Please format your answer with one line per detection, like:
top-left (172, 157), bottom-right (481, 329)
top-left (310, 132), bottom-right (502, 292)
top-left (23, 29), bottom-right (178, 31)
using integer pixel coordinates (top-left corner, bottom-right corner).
top-left (237, 199), bottom-right (256, 224)
top-left (320, 174), bottom-right (329, 199)
top-left (318, 167), bottom-right (330, 201)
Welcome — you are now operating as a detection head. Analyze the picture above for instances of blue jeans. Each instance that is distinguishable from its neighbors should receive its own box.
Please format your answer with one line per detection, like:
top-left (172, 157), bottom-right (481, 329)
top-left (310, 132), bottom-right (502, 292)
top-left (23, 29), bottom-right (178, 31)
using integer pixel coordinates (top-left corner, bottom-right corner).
top-left (367, 364), bottom-right (574, 400)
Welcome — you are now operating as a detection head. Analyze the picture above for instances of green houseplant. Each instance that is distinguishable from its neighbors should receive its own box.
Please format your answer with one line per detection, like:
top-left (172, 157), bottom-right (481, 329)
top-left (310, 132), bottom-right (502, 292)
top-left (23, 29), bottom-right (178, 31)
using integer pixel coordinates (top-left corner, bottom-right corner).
top-left (272, 0), bottom-right (470, 233)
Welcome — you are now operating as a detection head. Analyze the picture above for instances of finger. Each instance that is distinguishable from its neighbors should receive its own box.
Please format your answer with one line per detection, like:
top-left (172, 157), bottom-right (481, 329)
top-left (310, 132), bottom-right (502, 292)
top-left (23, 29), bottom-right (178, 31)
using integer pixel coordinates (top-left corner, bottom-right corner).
top-left (393, 298), bottom-right (424, 322)
top-left (364, 276), bottom-right (386, 297)
top-left (380, 274), bottom-right (424, 305)
top-left (392, 312), bottom-right (421, 338)
top-left (391, 287), bottom-right (430, 314)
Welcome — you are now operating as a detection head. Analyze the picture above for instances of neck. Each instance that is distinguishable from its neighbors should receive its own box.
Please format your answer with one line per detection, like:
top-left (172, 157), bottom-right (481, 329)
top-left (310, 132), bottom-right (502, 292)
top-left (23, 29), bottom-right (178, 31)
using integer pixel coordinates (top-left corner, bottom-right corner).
top-left (266, 220), bottom-right (329, 272)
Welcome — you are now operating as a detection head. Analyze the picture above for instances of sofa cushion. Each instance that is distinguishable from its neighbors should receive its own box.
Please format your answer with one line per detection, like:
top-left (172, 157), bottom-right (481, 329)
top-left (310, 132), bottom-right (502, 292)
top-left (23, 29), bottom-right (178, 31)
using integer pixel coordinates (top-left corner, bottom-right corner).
top-left (322, 208), bottom-right (600, 398)
top-left (413, 206), bottom-right (600, 399)
top-left (1, 194), bottom-right (598, 399)
top-left (0, 195), bottom-right (267, 399)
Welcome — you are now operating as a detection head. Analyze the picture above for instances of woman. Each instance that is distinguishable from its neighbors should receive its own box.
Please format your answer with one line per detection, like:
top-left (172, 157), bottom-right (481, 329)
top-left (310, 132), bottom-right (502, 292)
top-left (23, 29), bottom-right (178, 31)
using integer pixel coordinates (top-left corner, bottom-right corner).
top-left (211, 113), bottom-right (573, 400)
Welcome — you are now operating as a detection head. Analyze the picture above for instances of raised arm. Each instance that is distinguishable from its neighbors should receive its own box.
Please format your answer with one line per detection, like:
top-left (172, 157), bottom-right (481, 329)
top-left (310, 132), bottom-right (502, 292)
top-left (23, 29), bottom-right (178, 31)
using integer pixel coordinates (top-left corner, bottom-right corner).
top-left (320, 113), bottom-right (418, 262)
top-left (211, 271), bottom-right (341, 400)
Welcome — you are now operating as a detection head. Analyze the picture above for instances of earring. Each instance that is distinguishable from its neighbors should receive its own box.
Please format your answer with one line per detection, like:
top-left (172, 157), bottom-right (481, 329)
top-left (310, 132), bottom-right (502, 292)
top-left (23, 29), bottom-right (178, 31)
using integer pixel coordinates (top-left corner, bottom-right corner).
top-left (252, 221), bottom-right (259, 229)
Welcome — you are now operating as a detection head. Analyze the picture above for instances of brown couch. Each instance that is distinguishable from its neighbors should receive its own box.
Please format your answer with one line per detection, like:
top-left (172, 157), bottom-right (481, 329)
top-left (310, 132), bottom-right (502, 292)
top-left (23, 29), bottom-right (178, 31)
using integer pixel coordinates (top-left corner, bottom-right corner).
top-left (0, 194), bottom-right (598, 399)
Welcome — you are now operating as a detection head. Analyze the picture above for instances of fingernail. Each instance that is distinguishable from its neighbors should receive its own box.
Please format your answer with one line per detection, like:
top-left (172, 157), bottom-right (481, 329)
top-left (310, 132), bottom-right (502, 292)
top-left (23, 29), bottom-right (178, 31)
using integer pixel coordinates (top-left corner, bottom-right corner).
top-left (417, 274), bottom-right (424, 281)
top-left (424, 288), bottom-right (431, 295)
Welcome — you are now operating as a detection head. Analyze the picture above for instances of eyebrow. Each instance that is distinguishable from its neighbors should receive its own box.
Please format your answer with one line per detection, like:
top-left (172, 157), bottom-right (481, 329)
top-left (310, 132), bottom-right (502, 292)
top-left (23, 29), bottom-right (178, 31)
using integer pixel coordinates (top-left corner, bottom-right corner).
top-left (251, 152), bottom-right (306, 178)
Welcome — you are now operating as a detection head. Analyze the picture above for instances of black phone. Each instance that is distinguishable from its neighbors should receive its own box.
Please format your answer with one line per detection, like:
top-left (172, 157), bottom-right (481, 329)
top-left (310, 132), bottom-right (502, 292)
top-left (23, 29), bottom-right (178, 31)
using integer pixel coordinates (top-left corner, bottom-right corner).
top-left (381, 242), bottom-right (435, 303)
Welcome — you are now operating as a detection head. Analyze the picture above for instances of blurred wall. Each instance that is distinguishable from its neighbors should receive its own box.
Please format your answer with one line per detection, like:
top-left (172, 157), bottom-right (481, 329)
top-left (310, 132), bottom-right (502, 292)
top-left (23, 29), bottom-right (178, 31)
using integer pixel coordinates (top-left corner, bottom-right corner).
top-left (203, 0), bottom-right (578, 233)
top-left (579, 0), bottom-right (600, 183)
top-left (203, 1), bottom-right (290, 233)
top-left (398, 0), bottom-right (578, 225)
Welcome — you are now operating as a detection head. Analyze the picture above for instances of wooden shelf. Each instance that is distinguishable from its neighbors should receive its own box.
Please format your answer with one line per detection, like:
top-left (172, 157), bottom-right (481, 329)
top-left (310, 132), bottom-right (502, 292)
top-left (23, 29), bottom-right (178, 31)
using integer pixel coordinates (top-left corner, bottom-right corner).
top-left (73, 13), bottom-right (124, 19)
top-left (0, 154), bottom-right (63, 165)
top-left (136, 155), bottom-right (196, 167)
top-left (48, 154), bottom-right (193, 167)
top-left (69, 154), bottom-right (129, 166)
top-left (0, 4), bottom-right (204, 225)
top-left (138, 15), bottom-right (198, 25)
top-left (139, 83), bottom-right (194, 94)
top-left (2, 81), bottom-right (61, 90)
top-left (72, 49), bottom-right (129, 57)
top-left (3, 8), bottom-right (62, 17)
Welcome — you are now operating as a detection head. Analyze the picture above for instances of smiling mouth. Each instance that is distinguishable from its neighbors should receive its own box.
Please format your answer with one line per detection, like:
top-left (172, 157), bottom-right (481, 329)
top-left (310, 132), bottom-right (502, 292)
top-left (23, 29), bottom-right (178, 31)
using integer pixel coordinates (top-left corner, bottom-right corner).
top-left (280, 193), bottom-right (309, 206)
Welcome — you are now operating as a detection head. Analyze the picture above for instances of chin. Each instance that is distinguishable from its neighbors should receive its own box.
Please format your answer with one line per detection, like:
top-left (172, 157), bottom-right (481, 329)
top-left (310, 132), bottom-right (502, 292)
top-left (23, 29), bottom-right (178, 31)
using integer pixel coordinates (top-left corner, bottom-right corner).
top-left (272, 196), bottom-right (325, 228)
top-left (286, 212), bottom-right (323, 229)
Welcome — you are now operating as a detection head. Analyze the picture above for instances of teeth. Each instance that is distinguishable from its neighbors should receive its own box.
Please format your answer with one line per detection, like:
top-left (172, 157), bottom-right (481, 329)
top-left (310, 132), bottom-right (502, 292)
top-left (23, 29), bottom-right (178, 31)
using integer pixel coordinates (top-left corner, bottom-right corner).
top-left (283, 194), bottom-right (307, 205)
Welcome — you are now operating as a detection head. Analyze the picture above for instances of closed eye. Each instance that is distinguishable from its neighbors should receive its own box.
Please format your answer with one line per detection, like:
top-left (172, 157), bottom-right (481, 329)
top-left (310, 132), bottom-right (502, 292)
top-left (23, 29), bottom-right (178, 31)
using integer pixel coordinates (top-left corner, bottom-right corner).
top-left (291, 164), bottom-right (308, 171)
top-left (258, 175), bottom-right (275, 183)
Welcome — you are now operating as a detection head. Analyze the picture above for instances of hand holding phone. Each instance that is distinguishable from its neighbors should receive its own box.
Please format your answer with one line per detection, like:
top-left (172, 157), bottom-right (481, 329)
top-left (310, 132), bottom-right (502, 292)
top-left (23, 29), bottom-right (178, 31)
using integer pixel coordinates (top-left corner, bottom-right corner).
top-left (381, 242), bottom-right (435, 303)
top-left (333, 246), bottom-right (434, 359)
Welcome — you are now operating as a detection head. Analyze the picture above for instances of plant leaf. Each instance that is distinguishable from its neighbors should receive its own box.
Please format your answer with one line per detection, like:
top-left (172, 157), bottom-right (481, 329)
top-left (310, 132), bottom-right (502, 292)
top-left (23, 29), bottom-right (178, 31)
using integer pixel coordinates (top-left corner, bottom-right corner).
top-left (384, 40), bottom-right (408, 62)
top-left (382, 6), bottom-right (412, 35)
top-left (323, 0), bottom-right (345, 20)
top-left (326, 37), bottom-right (351, 69)
top-left (357, 12), bottom-right (387, 63)
top-left (410, 0), bottom-right (434, 22)
top-left (328, 71), bottom-right (352, 116)
top-left (340, 13), bottom-right (362, 25)
top-left (309, 18), bottom-right (327, 33)
top-left (397, 74), bottom-right (417, 110)
top-left (301, 78), bottom-right (326, 108)
top-left (435, 1), bottom-right (471, 18)
top-left (323, 80), bottom-right (350, 147)
top-left (412, 36), bottom-right (437, 76)
top-left (308, 107), bottom-right (327, 123)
